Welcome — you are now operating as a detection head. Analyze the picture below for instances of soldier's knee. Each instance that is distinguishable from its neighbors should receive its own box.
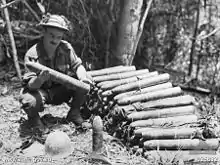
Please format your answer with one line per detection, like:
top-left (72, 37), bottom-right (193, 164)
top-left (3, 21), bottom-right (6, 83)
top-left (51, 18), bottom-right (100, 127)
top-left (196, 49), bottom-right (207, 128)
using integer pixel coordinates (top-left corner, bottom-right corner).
top-left (19, 90), bottom-right (44, 115)
top-left (20, 93), bottom-right (37, 109)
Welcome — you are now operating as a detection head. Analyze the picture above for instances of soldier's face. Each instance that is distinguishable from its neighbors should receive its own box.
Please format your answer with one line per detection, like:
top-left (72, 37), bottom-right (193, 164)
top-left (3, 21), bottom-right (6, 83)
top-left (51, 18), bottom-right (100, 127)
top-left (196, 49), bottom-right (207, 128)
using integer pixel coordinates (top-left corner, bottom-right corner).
top-left (43, 27), bottom-right (64, 50)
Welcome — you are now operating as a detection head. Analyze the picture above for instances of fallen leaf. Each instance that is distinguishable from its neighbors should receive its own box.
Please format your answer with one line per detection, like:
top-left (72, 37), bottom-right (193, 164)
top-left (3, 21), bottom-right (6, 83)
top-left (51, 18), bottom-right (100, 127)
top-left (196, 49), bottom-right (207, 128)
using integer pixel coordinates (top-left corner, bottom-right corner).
top-left (1, 86), bottom-right (8, 95)
top-left (36, 1), bottom-right (45, 14)
top-left (11, 76), bottom-right (20, 82)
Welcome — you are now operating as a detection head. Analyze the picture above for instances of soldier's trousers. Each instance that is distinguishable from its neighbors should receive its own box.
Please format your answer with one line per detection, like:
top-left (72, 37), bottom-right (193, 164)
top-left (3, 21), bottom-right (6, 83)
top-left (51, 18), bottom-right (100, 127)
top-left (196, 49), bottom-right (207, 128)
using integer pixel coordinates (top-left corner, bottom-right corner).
top-left (19, 85), bottom-right (87, 118)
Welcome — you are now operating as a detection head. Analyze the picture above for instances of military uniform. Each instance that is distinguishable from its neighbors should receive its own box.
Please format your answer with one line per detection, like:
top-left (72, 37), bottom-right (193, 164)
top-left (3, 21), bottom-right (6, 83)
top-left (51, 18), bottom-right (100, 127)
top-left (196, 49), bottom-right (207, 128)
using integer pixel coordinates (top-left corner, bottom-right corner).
top-left (20, 21), bottom-right (88, 126)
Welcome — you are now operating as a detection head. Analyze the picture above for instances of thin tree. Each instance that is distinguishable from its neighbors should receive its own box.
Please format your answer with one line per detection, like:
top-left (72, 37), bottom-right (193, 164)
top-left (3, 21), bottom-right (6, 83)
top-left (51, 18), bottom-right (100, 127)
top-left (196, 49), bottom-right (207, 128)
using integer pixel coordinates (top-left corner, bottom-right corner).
top-left (113, 0), bottom-right (153, 66)
top-left (188, 0), bottom-right (200, 76)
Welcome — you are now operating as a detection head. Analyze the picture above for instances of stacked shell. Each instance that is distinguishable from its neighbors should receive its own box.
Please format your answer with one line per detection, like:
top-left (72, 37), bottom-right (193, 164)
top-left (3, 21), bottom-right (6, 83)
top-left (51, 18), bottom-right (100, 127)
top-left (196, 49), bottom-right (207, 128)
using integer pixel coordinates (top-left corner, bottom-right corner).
top-left (85, 66), bottom-right (219, 158)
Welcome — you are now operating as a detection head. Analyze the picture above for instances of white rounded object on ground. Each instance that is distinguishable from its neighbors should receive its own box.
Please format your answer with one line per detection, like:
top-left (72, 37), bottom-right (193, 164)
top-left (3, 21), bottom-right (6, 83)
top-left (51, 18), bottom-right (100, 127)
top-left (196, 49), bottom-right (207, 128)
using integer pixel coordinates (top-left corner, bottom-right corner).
top-left (44, 130), bottom-right (73, 158)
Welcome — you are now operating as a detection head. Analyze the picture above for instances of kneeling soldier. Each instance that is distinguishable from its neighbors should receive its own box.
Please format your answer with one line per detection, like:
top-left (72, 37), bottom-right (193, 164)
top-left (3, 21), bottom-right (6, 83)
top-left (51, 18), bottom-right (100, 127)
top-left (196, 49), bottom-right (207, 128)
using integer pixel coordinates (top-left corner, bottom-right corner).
top-left (19, 14), bottom-right (92, 131)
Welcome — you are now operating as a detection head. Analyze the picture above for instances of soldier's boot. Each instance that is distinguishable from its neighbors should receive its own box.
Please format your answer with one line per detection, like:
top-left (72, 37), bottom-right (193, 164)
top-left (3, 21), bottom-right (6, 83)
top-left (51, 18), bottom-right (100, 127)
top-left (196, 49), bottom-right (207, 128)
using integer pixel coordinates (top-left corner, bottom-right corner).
top-left (66, 90), bottom-right (91, 129)
top-left (19, 89), bottom-right (48, 132)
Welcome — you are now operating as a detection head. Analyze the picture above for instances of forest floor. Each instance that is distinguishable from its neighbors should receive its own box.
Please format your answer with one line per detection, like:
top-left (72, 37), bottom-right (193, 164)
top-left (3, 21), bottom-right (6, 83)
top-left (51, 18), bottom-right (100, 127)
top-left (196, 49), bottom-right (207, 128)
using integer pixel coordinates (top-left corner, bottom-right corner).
top-left (0, 64), bottom-right (149, 165)
top-left (0, 64), bottom-right (220, 165)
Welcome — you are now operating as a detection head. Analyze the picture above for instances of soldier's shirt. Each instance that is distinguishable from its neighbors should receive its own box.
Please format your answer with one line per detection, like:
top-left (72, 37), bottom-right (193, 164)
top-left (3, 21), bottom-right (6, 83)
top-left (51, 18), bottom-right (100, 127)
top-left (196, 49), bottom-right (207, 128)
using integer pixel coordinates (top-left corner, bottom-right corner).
top-left (23, 38), bottom-right (82, 89)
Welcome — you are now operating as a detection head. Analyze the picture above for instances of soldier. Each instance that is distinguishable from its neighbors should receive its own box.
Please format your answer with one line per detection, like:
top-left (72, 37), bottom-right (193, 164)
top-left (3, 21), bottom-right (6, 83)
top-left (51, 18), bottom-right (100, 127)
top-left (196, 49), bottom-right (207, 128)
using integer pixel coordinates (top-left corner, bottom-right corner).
top-left (19, 14), bottom-right (93, 132)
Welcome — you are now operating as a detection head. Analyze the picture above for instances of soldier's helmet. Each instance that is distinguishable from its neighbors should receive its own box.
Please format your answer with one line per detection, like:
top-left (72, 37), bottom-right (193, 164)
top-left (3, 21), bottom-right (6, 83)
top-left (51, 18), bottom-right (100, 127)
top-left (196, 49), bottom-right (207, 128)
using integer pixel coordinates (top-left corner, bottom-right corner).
top-left (39, 13), bottom-right (70, 31)
top-left (44, 130), bottom-right (73, 158)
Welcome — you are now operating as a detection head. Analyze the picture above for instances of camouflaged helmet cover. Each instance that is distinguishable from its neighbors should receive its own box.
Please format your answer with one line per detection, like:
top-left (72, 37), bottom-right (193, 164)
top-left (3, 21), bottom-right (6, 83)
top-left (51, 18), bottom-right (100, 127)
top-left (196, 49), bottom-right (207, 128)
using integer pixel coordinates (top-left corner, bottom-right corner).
top-left (39, 13), bottom-right (70, 31)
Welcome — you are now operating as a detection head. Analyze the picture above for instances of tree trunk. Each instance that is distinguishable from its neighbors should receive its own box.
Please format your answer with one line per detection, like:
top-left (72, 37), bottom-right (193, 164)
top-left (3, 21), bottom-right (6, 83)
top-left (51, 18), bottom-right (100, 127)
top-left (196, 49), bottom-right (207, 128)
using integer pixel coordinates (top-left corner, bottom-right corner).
top-left (2, 0), bottom-right (22, 80)
top-left (113, 0), bottom-right (143, 66)
top-left (164, 14), bottom-right (178, 65)
top-left (0, 38), bottom-right (5, 64)
top-left (188, 0), bottom-right (200, 76)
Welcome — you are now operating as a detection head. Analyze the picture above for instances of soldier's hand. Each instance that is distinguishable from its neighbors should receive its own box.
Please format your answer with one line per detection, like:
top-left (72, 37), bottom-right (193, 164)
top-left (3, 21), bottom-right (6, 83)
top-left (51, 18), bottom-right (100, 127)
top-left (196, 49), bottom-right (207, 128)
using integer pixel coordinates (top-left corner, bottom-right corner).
top-left (80, 77), bottom-right (93, 86)
top-left (38, 70), bottom-right (50, 83)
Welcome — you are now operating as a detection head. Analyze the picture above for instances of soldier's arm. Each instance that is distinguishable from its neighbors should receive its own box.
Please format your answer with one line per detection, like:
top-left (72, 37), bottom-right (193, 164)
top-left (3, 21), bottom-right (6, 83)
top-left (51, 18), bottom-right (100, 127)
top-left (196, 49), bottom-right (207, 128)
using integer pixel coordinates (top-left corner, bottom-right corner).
top-left (23, 47), bottom-right (49, 90)
top-left (68, 44), bottom-right (93, 84)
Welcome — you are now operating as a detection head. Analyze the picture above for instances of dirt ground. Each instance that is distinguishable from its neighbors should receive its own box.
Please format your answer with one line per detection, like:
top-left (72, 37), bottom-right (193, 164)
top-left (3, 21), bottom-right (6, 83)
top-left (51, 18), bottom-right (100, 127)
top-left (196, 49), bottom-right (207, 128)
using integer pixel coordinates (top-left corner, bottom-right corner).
top-left (0, 66), bottom-right (220, 165)
top-left (0, 77), bottom-right (149, 165)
